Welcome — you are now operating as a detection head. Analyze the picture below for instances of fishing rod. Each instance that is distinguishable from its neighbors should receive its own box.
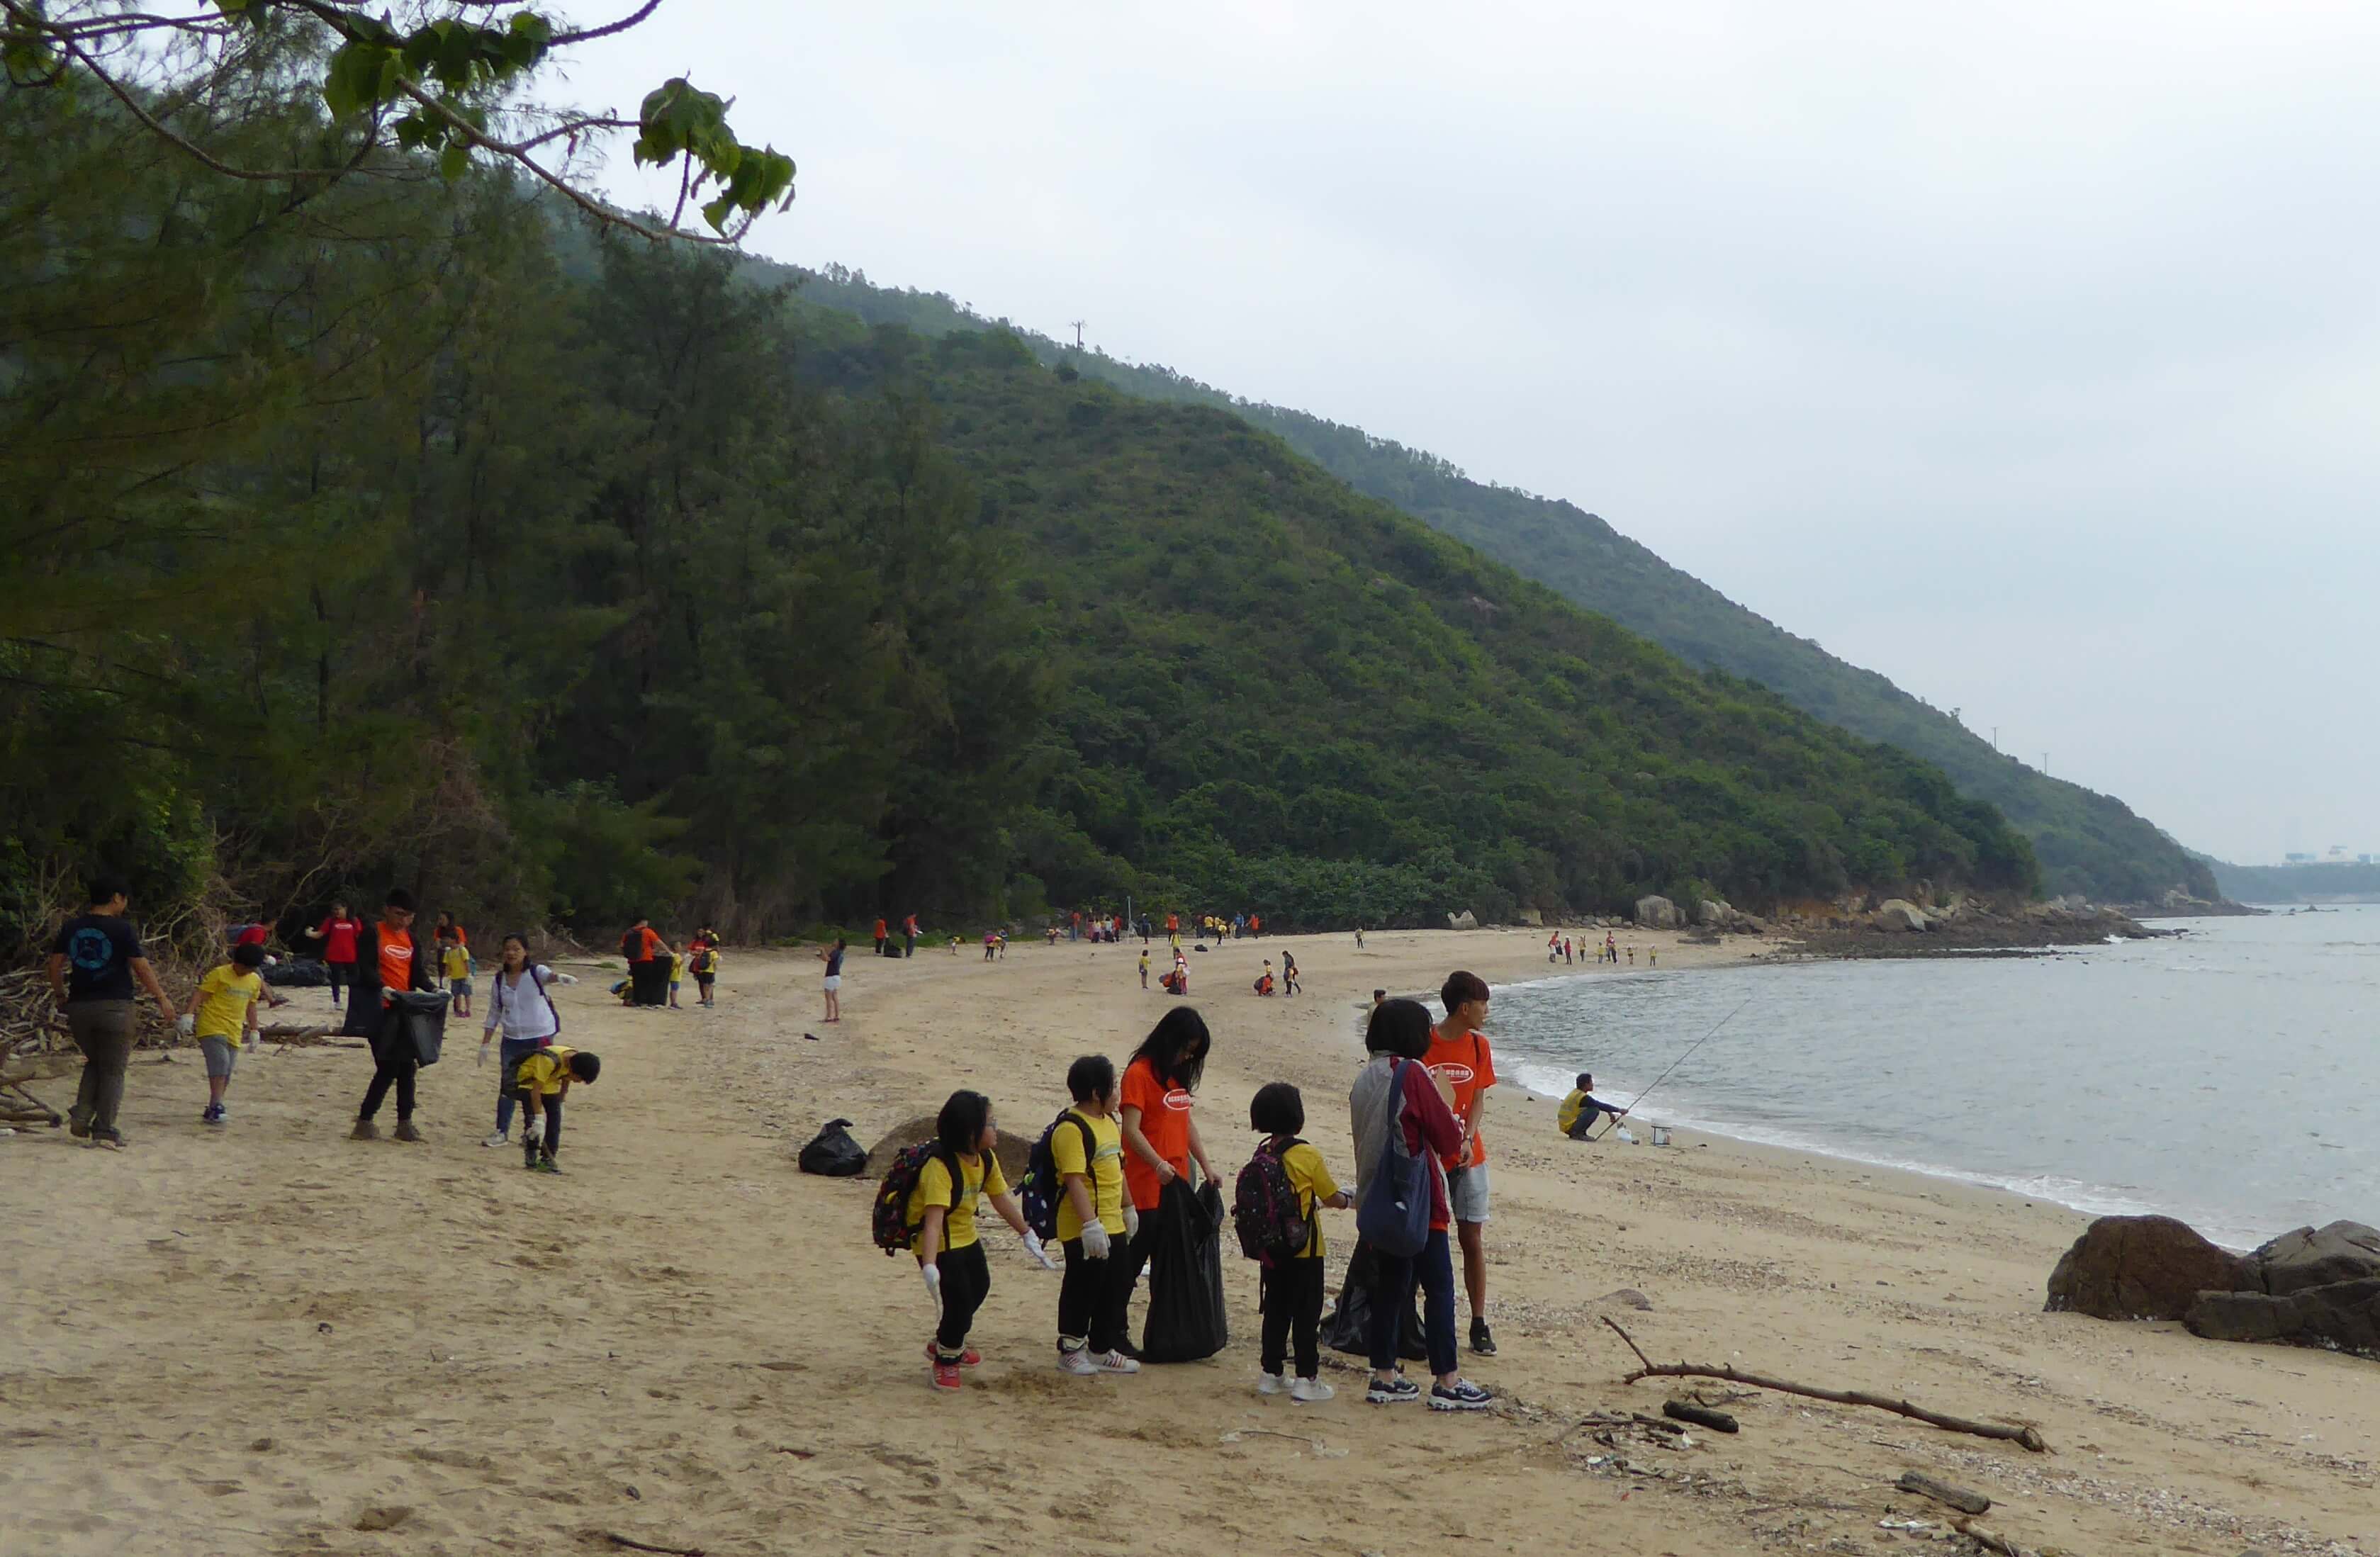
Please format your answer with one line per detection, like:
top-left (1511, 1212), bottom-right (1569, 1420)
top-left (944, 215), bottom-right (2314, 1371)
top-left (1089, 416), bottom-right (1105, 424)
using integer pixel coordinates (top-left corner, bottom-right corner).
top-left (1593, 994), bottom-right (1754, 1142)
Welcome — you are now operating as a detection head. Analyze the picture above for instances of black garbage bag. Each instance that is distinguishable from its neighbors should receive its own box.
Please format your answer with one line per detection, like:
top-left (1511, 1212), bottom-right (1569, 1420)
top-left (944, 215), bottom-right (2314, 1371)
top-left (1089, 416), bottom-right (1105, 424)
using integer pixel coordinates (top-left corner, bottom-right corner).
top-left (1140, 1178), bottom-right (1229, 1363)
top-left (798, 1118), bottom-right (868, 1176)
top-left (262, 957), bottom-right (328, 989)
top-left (1323, 1236), bottom-right (1428, 1361)
top-left (387, 989), bottom-right (451, 1068)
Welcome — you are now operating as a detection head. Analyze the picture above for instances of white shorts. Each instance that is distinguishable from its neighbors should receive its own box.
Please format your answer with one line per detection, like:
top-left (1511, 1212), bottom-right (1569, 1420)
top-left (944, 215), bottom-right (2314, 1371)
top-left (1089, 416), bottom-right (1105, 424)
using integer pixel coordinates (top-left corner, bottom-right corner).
top-left (823, 975), bottom-right (842, 992)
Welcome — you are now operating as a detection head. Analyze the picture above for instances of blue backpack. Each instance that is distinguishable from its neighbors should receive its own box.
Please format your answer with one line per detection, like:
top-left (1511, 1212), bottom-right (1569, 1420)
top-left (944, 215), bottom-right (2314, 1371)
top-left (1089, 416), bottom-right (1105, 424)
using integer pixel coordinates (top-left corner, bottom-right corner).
top-left (1018, 1110), bottom-right (1097, 1242)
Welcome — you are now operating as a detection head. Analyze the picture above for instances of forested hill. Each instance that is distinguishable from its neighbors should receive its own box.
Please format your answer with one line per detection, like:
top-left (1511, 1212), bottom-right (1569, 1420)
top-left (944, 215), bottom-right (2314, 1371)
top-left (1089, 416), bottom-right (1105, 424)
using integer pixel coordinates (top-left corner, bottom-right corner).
top-left (4, 69), bottom-right (2039, 952)
top-left (766, 263), bottom-right (2213, 906)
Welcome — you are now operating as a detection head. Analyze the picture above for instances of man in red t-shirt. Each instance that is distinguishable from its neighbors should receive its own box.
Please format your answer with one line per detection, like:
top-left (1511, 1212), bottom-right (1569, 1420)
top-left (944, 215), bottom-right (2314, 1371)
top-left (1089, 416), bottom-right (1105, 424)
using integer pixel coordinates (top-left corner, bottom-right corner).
top-left (303, 901), bottom-right (366, 1007)
top-left (1426, 969), bottom-right (1499, 1356)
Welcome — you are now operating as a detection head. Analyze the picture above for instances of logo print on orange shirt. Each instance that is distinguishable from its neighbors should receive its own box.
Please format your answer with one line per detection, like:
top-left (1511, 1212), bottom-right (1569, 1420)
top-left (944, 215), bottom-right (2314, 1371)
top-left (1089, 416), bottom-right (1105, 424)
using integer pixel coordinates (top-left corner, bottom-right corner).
top-left (1430, 1062), bottom-right (1476, 1087)
top-left (1161, 1089), bottom-right (1194, 1113)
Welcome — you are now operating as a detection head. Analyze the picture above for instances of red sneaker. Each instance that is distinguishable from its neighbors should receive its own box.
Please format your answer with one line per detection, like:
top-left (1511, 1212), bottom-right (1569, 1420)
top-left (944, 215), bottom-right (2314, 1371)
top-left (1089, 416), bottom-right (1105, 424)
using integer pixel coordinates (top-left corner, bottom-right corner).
top-left (924, 1340), bottom-right (982, 1367)
top-left (931, 1360), bottom-right (962, 1392)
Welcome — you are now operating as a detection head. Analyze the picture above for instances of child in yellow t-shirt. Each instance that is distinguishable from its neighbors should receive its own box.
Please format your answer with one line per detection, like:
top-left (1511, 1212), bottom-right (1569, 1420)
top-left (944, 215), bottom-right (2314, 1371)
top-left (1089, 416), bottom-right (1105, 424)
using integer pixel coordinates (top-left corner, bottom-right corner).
top-left (512, 1045), bottom-right (600, 1174)
top-left (1137, 948), bottom-right (1150, 990)
top-left (1248, 1082), bottom-right (1352, 1400)
top-left (1052, 1055), bottom-right (1138, 1376)
top-left (908, 1089), bottom-right (1041, 1391)
top-left (181, 943), bottom-right (266, 1125)
top-left (438, 935), bottom-right (474, 1018)
top-left (667, 950), bottom-right (686, 1009)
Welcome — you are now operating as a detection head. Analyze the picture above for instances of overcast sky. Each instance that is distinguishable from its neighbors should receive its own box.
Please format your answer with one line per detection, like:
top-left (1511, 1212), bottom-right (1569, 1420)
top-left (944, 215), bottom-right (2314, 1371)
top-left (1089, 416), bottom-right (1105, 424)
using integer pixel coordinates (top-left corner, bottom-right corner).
top-left (569, 2), bottom-right (2380, 865)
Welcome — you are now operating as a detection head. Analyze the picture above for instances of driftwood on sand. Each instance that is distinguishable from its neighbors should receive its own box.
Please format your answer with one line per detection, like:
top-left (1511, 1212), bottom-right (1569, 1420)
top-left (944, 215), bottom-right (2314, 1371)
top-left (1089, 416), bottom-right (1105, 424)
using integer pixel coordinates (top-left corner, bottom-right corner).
top-left (1601, 1317), bottom-right (2049, 1453)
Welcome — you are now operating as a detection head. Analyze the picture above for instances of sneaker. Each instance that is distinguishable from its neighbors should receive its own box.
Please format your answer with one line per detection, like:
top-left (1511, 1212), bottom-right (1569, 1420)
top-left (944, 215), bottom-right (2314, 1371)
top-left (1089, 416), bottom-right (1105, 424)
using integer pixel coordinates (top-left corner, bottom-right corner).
top-left (1469, 1317), bottom-right (1498, 1356)
top-left (1290, 1378), bottom-right (1336, 1403)
top-left (1366, 1375), bottom-right (1421, 1405)
top-left (928, 1341), bottom-right (983, 1368)
top-left (349, 1120), bottom-right (378, 1140)
top-left (1428, 1379), bottom-right (1494, 1412)
top-left (1090, 1350), bottom-right (1140, 1374)
top-left (1256, 1371), bottom-right (1286, 1395)
top-left (202, 1104), bottom-right (224, 1125)
top-left (68, 1106), bottom-right (92, 1140)
top-left (1058, 1346), bottom-right (1099, 1376)
top-left (393, 1120), bottom-right (422, 1143)
top-left (481, 1132), bottom-right (508, 1148)
top-left (89, 1125), bottom-right (127, 1149)
top-left (931, 1360), bottom-right (962, 1392)
top-left (532, 1158), bottom-right (562, 1174)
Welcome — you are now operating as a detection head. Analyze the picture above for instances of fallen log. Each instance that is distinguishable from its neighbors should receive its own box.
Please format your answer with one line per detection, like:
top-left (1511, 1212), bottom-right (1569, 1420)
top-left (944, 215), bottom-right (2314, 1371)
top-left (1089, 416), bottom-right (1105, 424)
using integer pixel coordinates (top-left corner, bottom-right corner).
top-left (1602, 1319), bottom-right (2046, 1452)
top-left (1663, 1398), bottom-right (1739, 1433)
top-left (1898, 1470), bottom-right (1990, 1514)
top-left (1950, 1514), bottom-right (2038, 1556)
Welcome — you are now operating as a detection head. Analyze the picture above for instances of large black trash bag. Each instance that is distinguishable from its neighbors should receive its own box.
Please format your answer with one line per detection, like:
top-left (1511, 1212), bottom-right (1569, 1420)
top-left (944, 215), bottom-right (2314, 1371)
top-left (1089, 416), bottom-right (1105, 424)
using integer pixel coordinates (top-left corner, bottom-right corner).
top-left (798, 1118), bottom-right (868, 1176)
top-left (1140, 1179), bottom-right (1230, 1363)
top-left (1323, 1236), bottom-right (1427, 1361)
top-left (387, 989), bottom-right (451, 1068)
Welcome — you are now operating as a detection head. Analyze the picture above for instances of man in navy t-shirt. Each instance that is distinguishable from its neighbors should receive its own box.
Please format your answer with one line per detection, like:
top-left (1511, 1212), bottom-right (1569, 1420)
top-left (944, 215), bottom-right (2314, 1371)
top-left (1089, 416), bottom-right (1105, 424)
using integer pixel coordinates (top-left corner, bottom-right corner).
top-left (45, 877), bottom-right (177, 1147)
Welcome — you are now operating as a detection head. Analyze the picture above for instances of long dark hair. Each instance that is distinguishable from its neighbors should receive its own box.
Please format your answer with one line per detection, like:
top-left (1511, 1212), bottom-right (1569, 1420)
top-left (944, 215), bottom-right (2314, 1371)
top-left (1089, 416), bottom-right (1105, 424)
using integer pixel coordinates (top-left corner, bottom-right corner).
top-left (1365, 997), bottom-right (1435, 1061)
top-left (936, 1089), bottom-right (992, 1158)
top-left (1130, 1005), bottom-right (1210, 1091)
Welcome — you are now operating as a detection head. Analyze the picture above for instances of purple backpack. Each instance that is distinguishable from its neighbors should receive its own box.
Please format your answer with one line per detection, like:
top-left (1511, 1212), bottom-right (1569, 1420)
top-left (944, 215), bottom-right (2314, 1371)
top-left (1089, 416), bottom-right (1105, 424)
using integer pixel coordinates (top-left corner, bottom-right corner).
top-left (1231, 1137), bottom-right (1313, 1266)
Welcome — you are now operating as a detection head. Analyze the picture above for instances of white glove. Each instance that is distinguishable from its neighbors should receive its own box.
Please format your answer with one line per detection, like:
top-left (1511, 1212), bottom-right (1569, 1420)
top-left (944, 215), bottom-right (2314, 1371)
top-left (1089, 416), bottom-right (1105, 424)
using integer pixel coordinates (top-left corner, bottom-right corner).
top-left (1123, 1203), bottom-right (1140, 1240)
top-left (921, 1263), bottom-right (943, 1306)
top-left (174, 1013), bottom-right (196, 1038)
top-left (554, 973), bottom-right (580, 985)
top-left (1021, 1230), bottom-right (1057, 1270)
top-left (524, 1115), bottom-right (546, 1145)
top-left (1080, 1222), bottom-right (1112, 1259)
top-left (477, 1040), bottom-right (490, 1067)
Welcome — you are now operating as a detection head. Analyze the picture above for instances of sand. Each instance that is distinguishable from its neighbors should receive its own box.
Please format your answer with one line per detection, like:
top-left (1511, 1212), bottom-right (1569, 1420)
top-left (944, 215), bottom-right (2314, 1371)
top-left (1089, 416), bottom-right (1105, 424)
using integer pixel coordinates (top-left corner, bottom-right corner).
top-left (1, 926), bottom-right (2371, 1557)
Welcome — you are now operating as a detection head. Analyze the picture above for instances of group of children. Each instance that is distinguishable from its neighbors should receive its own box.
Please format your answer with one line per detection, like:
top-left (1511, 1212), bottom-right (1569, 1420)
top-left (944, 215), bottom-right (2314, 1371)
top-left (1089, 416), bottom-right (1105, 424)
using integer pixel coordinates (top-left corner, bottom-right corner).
top-left (174, 898), bottom-right (602, 1175)
top-left (607, 930), bottom-right (721, 1009)
top-left (1544, 932), bottom-right (1652, 967)
top-left (888, 1011), bottom-right (1375, 1406)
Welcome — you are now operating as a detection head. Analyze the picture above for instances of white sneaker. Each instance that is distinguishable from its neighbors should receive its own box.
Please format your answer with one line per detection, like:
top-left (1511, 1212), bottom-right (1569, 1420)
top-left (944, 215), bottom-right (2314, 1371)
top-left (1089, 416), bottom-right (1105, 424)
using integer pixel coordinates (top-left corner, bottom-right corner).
top-left (1058, 1347), bottom-right (1099, 1376)
top-left (1256, 1371), bottom-right (1286, 1395)
top-left (1091, 1350), bottom-right (1140, 1375)
top-left (1290, 1378), bottom-right (1335, 1403)
top-left (481, 1132), bottom-right (507, 1148)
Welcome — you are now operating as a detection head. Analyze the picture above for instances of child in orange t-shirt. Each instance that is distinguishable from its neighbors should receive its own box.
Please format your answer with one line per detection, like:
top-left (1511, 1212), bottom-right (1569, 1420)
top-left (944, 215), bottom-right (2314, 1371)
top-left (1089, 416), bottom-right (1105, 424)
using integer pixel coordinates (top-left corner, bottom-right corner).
top-left (1426, 969), bottom-right (1498, 1356)
top-left (1116, 1007), bottom-right (1220, 1322)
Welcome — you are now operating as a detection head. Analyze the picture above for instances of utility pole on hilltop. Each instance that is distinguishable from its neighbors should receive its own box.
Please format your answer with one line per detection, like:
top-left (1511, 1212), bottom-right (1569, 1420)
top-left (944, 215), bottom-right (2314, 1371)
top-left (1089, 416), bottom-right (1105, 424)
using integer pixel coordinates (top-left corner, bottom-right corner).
top-left (1991, 726), bottom-right (1999, 751)
top-left (1069, 319), bottom-right (1086, 350)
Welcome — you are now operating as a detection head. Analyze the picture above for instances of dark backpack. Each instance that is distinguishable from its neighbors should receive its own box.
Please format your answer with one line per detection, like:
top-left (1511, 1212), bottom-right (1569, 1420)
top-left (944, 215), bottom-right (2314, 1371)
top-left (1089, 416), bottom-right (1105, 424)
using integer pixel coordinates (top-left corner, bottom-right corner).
top-left (1018, 1110), bottom-right (1096, 1242)
top-left (870, 1142), bottom-right (962, 1256)
top-left (1232, 1136), bottom-right (1312, 1266)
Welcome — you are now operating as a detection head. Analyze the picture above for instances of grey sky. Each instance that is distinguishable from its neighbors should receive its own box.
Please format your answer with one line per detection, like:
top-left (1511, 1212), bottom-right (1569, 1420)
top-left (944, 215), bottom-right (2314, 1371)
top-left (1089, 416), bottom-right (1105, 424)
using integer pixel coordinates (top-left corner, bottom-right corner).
top-left (571, 2), bottom-right (2380, 864)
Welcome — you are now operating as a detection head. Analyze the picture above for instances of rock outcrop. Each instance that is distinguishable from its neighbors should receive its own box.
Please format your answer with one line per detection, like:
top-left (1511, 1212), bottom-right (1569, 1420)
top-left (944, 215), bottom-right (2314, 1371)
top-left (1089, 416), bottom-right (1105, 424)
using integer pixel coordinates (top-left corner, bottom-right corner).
top-left (1873, 898), bottom-right (1931, 933)
top-left (865, 1115), bottom-right (1032, 1184)
top-left (2043, 1214), bottom-right (2251, 1320)
top-left (2182, 1221), bottom-right (2380, 1359)
top-left (1446, 909), bottom-right (1479, 931)
top-left (1634, 895), bottom-right (1681, 929)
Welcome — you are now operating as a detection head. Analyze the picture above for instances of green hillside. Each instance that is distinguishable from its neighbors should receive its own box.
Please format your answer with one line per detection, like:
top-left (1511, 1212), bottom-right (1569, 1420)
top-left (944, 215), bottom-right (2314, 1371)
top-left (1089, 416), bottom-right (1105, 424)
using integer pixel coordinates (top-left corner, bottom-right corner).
top-left (4, 62), bottom-right (2042, 949)
top-left (770, 264), bottom-right (2212, 905)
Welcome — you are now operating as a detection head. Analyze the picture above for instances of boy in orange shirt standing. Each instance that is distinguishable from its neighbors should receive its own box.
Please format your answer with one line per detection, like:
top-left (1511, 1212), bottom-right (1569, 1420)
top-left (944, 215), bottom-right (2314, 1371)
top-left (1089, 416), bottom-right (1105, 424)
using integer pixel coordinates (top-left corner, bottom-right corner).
top-left (1427, 969), bottom-right (1498, 1356)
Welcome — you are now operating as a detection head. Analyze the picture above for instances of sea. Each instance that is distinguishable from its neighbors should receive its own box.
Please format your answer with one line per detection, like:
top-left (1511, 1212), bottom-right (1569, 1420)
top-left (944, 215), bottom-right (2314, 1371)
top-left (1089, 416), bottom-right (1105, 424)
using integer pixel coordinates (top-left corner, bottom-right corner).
top-left (1491, 905), bottom-right (2380, 1251)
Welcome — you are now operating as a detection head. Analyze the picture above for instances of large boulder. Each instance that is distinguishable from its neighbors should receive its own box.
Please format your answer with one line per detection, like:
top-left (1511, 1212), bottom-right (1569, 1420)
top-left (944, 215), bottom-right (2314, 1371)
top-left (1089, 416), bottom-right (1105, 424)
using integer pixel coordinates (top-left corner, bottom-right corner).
top-left (2044, 1214), bottom-right (2252, 1320)
top-left (1634, 895), bottom-right (1681, 929)
top-left (1873, 898), bottom-right (1930, 933)
top-left (2247, 1221), bottom-right (2380, 1295)
top-left (1446, 909), bottom-right (1479, 931)
top-left (864, 1115), bottom-right (1032, 1186)
top-left (2185, 1278), bottom-right (2380, 1359)
top-left (1695, 896), bottom-right (1731, 927)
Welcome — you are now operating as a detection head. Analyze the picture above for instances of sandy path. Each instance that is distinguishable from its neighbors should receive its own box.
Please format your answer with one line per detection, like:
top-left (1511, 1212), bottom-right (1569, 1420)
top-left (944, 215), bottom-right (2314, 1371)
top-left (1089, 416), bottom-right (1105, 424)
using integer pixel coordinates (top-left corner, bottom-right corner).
top-left (1, 927), bottom-right (2370, 1556)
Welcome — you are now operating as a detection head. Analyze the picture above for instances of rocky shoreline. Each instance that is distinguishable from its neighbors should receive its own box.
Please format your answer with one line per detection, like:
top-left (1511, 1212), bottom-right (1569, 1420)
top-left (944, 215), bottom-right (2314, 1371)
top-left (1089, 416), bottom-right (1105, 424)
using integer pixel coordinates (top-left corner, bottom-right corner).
top-left (1615, 889), bottom-right (2176, 960)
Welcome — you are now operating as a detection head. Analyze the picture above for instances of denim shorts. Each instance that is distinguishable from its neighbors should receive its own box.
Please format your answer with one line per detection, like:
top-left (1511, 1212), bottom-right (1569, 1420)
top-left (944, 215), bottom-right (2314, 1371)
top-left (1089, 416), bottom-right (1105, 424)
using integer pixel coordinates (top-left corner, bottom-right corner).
top-left (450, 979), bottom-right (473, 999)
top-left (199, 1036), bottom-right (238, 1079)
top-left (1448, 1160), bottom-right (1491, 1224)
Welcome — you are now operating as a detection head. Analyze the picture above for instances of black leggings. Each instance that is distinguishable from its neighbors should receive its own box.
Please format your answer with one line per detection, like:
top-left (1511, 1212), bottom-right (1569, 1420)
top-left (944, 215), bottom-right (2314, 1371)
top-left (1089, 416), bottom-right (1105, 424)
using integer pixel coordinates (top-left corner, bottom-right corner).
top-left (520, 1091), bottom-right (563, 1164)
top-left (933, 1242), bottom-right (991, 1356)
top-left (1058, 1235), bottom-right (1133, 1354)
top-left (326, 960), bottom-right (355, 1004)
top-left (1261, 1258), bottom-right (1326, 1378)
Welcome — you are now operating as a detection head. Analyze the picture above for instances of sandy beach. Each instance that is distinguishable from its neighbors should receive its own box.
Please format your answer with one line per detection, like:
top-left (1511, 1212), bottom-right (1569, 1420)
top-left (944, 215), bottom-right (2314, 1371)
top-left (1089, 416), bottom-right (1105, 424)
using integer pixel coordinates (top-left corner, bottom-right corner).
top-left (1, 926), bottom-right (2371, 1557)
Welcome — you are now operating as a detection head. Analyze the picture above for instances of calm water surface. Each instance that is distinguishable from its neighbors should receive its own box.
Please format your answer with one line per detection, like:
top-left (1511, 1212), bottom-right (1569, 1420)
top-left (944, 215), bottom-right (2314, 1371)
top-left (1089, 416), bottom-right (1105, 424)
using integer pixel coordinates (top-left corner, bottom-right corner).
top-left (1488, 906), bottom-right (2380, 1249)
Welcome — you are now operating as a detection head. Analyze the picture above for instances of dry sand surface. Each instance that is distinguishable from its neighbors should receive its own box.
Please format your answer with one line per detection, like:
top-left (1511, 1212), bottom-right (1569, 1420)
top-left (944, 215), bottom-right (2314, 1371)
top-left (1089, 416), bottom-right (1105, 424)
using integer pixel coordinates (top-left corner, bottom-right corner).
top-left (2, 926), bottom-right (2373, 1557)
